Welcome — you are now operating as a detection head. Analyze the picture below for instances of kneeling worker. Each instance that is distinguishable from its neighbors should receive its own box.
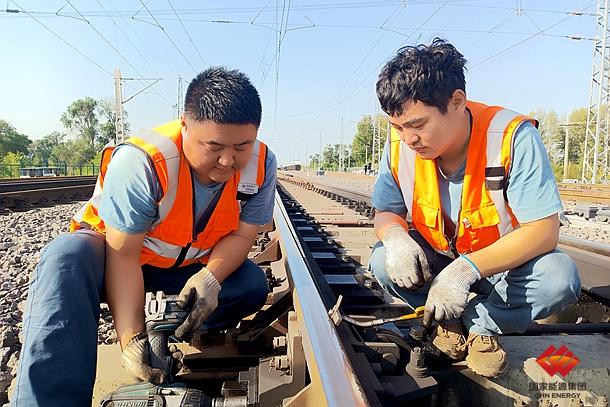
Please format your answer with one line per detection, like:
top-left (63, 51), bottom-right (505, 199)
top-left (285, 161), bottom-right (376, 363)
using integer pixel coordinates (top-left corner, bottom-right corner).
top-left (13, 67), bottom-right (277, 406)
top-left (369, 38), bottom-right (580, 378)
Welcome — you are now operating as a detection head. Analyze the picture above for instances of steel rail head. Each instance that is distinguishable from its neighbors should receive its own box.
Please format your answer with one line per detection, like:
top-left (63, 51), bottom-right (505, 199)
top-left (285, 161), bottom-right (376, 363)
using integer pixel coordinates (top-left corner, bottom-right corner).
top-left (558, 234), bottom-right (610, 257)
top-left (273, 191), bottom-right (369, 406)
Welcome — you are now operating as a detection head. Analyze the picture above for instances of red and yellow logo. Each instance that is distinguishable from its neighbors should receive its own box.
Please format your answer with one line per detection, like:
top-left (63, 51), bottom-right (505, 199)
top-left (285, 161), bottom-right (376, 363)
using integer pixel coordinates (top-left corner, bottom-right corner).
top-left (536, 345), bottom-right (580, 377)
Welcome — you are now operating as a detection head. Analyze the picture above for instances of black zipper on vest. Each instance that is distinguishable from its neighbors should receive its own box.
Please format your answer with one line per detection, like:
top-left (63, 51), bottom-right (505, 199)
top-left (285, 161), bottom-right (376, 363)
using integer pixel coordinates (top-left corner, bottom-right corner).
top-left (169, 171), bottom-right (225, 270)
top-left (168, 167), bottom-right (197, 270)
top-left (170, 243), bottom-right (191, 269)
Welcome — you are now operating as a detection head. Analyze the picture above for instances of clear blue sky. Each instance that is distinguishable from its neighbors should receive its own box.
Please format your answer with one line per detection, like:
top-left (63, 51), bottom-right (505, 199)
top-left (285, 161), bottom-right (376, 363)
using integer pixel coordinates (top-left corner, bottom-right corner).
top-left (0, 0), bottom-right (597, 165)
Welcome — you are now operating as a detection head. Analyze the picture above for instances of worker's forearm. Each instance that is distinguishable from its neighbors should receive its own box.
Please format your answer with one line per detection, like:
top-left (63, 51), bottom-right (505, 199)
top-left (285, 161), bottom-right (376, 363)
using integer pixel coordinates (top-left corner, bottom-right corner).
top-left (206, 233), bottom-right (255, 283)
top-left (374, 210), bottom-right (409, 241)
top-left (467, 216), bottom-right (560, 278)
top-left (105, 248), bottom-right (146, 350)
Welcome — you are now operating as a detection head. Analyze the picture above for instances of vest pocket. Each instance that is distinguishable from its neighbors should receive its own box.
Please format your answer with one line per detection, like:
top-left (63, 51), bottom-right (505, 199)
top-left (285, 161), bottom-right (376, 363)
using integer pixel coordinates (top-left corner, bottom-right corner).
top-left (460, 202), bottom-right (501, 251)
top-left (412, 201), bottom-right (439, 228)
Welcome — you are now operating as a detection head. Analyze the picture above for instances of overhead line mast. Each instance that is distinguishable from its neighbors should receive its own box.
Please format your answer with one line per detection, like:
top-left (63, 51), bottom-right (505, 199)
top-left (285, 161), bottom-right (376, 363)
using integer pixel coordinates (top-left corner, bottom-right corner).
top-left (583, 0), bottom-right (610, 183)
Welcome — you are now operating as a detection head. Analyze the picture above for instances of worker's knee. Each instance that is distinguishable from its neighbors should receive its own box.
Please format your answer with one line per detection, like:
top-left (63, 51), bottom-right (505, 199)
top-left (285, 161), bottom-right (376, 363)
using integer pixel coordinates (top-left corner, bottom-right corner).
top-left (531, 250), bottom-right (581, 307)
top-left (34, 230), bottom-right (105, 288)
top-left (224, 260), bottom-right (269, 311)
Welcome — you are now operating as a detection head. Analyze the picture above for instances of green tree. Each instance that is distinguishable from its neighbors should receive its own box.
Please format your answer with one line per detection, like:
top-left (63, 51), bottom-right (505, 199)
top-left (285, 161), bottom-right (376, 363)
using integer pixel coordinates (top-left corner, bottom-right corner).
top-left (52, 138), bottom-right (96, 166)
top-left (351, 115), bottom-right (388, 167)
top-left (97, 99), bottom-right (130, 147)
top-left (322, 144), bottom-right (339, 170)
top-left (0, 151), bottom-right (25, 178)
top-left (61, 97), bottom-right (99, 149)
top-left (0, 119), bottom-right (32, 156)
top-left (530, 108), bottom-right (563, 166)
top-left (31, 131), bottom-right (66, 165)
top-left (309, 153), bottom-right (321, 169)
top-left (560, 108), bottom-right (587, 180)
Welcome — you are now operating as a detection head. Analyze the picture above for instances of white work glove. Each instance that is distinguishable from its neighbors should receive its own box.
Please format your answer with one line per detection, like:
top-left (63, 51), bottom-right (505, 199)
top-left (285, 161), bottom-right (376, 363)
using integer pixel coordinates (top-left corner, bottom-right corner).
top-left (423, 256), bottom-right (481, 328)
top-left (175, 267), bottom-right (221, 341)
top-left (381, 226), bottom-right (432, 290)
top-left (122, 332), bottom-right (167, 384)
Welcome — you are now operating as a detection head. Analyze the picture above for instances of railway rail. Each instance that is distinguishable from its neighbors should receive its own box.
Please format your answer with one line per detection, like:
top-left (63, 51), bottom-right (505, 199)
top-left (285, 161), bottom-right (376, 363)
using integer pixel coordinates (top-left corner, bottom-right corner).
top-left (0, 176), bottom-right (96, 209)
top-left (557, 182), bottom-right (610, 205)
top-left (2, 174), bottom-right (609, 405)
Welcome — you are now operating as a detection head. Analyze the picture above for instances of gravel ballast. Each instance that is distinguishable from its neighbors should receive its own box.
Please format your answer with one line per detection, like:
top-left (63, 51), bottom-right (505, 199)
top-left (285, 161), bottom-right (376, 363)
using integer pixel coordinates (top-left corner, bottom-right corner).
top-left (0, 202), bottom-right (116, 405)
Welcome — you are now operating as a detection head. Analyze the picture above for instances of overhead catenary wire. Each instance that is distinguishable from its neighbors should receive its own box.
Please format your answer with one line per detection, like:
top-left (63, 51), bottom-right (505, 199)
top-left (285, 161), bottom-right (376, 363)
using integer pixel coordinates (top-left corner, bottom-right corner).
top-left (62, 0), bottom-right (169, 105)
top-left (95, 0), bottom-right (175, 96)
top-left (306, 0), bottom-right (592, 135)
top-left (469, 1), bottom-right (596, 72)
top-left (10, 0), bottom-right (112, 76)
top-left (4, 2), bottom-right (596, 19)
top-left (306, 2), bottom-right (407, 134)
top-left (310, 0), bottom-right (451, 135)
top-left (105, 0), bottom-right (183, 86)
top-left (135, 0), bottom-right (198, 74)
top-left (9, 1), bottom-right (170, 110)
top-left (166, 0), bottom-right (207, 66)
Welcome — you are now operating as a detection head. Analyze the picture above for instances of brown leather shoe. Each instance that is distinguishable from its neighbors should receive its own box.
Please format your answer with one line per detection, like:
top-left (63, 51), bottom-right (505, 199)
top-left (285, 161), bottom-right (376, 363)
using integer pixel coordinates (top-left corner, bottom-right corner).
top-left (463, 332), bottom-right (508, 378)
top-left (431, 322), bottom-right (467, 360)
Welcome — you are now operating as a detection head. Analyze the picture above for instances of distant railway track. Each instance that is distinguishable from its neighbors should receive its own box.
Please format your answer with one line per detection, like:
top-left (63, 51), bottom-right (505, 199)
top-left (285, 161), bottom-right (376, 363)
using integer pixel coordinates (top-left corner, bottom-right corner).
top-left (557, 182), bottom-right (610, 205)
top-left (0, 176), bottom-right (96, 210)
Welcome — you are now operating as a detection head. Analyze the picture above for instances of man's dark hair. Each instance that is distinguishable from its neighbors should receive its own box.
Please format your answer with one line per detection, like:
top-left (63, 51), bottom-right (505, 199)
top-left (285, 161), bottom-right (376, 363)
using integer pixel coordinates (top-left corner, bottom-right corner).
top-left (376, 38), bottom-right (467, 116)
top-left (184, 66), bottom-right (262, 127)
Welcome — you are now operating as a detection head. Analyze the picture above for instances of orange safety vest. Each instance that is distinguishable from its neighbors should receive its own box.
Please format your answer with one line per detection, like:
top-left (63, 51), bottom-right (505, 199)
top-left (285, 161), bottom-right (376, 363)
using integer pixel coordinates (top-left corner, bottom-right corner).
top-left (389, 101), bottom-right (538, 257)
top-left (70, 120), bottom-right (268, 268)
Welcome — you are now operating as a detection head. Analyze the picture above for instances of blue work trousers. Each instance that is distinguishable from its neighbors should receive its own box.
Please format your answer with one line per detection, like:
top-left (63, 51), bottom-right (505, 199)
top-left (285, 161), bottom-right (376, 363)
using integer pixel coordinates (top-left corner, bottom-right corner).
top-left (369, 230), bottom-right (581, 336)
top-left (12, 229), bottom-right (269, 407)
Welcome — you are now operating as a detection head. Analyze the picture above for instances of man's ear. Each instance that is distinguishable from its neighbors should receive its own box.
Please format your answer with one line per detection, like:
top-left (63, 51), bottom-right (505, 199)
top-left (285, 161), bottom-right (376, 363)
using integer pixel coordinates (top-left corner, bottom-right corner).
top-left (180, 112), bottom-right (187, 128)
top-left (449, 89), bottom-right (467, 112)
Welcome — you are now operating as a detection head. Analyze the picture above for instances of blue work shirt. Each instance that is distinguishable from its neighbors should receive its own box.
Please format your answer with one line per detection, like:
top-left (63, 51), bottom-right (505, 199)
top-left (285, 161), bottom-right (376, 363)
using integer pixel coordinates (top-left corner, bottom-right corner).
top-left (98, 143), bottom-right (277, 234)
top-left (372, 122), bottom-right (562, 225)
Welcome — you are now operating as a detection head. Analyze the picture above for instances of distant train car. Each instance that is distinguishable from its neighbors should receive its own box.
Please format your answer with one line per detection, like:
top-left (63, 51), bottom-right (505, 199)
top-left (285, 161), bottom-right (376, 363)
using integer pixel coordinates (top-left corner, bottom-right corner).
top-left (278, 164), bottom-right (302, 171)
top-left (19, 166), bottom-right (62, 178)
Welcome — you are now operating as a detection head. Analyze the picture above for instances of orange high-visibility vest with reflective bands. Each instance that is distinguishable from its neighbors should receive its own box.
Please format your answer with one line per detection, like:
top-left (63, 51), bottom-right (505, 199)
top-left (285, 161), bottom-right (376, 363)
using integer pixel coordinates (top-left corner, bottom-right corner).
top-left (70, 120), bottom-right (268, 268)
top-left (389, 101), bottom-right (538, 257)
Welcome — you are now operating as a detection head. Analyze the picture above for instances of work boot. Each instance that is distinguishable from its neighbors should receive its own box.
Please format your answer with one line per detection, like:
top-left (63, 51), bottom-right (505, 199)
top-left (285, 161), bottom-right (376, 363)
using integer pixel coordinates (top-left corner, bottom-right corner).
top-left (462, 332), bottom-right (508, 378)
top-left (431, 322), bottom-right (467, 360)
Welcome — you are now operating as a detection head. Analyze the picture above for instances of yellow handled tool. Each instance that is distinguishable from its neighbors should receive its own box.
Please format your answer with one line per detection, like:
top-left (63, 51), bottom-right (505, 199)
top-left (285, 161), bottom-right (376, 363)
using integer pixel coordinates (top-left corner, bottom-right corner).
top-left (342, 306), bottom-right (425, 328)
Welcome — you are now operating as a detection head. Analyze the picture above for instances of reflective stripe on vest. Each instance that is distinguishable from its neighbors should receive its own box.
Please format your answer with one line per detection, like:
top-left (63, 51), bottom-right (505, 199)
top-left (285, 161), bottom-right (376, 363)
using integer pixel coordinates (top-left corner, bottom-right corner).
top-left (141, 236), bottom-right (212, 264)
top-left (127, 128), bottom-right (181, 226)
top-left (70, 120), bottom-right (268, 267)
top-left (389, 101), bottom-right (536, 256)
top-left (237, 140), bottom-right (266, 198)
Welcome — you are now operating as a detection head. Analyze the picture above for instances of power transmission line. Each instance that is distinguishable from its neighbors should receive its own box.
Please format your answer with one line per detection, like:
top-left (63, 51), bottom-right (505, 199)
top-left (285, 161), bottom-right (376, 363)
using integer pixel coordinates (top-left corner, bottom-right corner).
top-left (9, 1), bottom-right (170, 111)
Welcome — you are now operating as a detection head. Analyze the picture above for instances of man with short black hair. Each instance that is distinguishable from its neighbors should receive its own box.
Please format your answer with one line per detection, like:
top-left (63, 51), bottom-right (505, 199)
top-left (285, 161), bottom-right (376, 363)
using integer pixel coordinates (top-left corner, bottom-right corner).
top-left (13, 67), bottom-right (277, 406)
top-left (369, 38), bottom-right (580, 378)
